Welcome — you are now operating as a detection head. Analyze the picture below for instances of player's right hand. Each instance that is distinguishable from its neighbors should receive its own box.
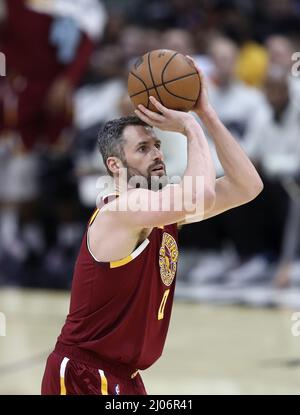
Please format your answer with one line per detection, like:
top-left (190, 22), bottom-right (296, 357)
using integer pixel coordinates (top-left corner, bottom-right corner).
top-left (135, 96), bottom-right (197, 135)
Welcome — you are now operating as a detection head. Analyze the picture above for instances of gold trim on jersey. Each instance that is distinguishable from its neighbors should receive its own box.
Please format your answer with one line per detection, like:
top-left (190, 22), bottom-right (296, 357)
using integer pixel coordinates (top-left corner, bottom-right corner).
top-left (99, 369), bottom-right (108, 395)
top-left (87, 194), bottom-right (166, 268)
top-left (88, 192), bottom-right (119, 227)
top-left (89, 208), bottom-right (100, 226)
top-left (59, 357), bottom-right (69, 395)
top-left (110, 255), bottom-right (133, 268)
top-left (110, 238), bottom-right (150, 268)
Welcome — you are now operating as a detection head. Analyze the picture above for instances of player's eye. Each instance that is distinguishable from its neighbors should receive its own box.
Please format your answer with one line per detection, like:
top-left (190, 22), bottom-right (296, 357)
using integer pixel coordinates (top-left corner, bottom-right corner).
top-left (138, 146), bottom-right (147, 152)
top-left (155, 143), bottom-right (161, 150)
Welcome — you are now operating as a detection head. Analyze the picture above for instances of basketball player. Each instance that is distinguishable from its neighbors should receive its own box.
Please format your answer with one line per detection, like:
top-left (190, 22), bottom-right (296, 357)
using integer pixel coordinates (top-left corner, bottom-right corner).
top-left (41, 60), bottom-right (263, 395)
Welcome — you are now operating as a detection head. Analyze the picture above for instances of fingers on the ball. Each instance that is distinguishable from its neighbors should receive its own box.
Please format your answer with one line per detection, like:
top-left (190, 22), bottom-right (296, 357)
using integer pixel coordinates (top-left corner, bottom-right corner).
top-left (134, 109), bottom-right (155, 126)
top-left (186, 55), bottom-right (194, 63)
top-left (138, 103), bottom-right (164, 121)
top-left (186, 55), bottom-right (197, 68)
top-left (149, 96), bottom-right (168, 114)
top-left (186, 55), bottom-right (203, 77)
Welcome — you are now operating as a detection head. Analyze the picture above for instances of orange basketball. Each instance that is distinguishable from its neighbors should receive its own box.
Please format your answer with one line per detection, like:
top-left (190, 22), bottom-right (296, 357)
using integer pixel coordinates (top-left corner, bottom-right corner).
top-left (128, 49), bottom-right (201, 113)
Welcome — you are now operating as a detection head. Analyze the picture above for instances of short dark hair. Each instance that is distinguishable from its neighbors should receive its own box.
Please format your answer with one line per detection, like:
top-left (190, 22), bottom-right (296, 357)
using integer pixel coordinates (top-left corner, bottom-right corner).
top-left (98, 116), bottom-right (148, 175)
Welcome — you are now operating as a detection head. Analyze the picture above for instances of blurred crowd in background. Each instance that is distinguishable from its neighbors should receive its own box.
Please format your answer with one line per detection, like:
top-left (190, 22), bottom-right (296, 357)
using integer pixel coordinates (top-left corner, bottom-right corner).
top-left (0, 0), bottom-right (300, 301)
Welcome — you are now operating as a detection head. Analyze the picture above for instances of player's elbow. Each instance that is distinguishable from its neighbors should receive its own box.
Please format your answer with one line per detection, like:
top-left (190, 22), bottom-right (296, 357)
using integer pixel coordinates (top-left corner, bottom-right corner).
top-left (244, 176), bottom-right (264, 202)
top-left (256, 177), bottom-right (264, 195)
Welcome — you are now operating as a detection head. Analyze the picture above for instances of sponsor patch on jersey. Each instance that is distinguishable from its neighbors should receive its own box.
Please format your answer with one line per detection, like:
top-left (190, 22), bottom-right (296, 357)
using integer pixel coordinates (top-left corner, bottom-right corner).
top-left (159, 232), bottom-right (178, 286)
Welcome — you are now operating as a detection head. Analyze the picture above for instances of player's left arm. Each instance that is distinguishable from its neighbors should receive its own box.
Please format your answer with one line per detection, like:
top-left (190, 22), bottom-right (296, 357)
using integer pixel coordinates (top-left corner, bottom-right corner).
top-left (178, 58), bottom-right (264, 226)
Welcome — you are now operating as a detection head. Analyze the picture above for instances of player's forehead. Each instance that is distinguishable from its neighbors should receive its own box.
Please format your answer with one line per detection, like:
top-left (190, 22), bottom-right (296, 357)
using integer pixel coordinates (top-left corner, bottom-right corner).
top-left (123, 125), bottom-right (159, 149)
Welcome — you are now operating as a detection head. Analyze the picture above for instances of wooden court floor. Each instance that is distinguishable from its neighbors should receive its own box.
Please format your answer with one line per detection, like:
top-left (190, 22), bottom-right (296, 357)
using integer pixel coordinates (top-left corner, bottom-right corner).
top-left (0, 288), bottom-right (300, 395)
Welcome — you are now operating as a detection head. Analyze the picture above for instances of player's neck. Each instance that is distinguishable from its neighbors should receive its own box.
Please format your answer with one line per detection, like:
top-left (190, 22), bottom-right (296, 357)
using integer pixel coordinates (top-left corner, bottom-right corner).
top-left (114, 175), bottom-right (144, 195)
top-left (114, 180), bottom-right (131, 195)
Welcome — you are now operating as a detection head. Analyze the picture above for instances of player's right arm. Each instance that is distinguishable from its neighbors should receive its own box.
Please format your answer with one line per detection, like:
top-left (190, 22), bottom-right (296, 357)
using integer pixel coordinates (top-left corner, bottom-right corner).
top-left (177, 57), bottom-right (264, 226)
top-left (102, 96), bottom-right (216, 229)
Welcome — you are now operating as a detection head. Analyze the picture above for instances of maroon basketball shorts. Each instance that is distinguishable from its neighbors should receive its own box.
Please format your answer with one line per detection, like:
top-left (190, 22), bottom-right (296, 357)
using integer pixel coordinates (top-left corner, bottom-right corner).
top-left (41, 351), bottom-right (147, 395)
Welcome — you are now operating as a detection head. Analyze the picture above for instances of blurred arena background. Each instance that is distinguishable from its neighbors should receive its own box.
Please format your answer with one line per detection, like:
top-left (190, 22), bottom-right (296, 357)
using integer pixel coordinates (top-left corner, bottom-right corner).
top-left (1, 0), bottom-right (300, 395)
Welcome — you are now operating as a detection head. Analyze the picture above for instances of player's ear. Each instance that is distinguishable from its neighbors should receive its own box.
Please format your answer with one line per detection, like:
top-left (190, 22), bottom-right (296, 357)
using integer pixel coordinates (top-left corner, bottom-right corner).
top-left (106, 157), bottom-right (122, 174)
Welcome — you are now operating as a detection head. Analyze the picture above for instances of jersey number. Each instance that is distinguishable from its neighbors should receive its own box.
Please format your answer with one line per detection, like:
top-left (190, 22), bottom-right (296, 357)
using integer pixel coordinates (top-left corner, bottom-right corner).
top-left (158, 289), bottom-right (170, 320)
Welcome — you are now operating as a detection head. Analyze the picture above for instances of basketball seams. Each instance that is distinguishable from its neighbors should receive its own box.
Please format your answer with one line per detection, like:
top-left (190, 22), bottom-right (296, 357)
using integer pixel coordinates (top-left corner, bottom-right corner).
top-left (161, 53), bottom-right (200, 103)
top-left (147, 52), bottom-right (164, 108)
top-left (131, 87), bottom-right (197, 104)
top-left (161, 52), bottom-right (179, 85)
top-left (162, 73), bottom-right (200, 102)
top-left (161, 90), bottom-right (196, 103)
top-left (129, 71), bottom-right (150, 105)
top-left (129, 71), bottom-right (198, 98)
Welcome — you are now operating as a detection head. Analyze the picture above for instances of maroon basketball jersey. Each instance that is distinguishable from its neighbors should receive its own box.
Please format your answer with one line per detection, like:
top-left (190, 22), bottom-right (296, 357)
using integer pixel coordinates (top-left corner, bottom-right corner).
top-left (57, 194), bottom-right (179, 371)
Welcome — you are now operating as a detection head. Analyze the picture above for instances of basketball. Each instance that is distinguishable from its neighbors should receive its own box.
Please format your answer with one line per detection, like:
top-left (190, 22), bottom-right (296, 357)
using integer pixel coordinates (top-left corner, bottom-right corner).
top-left (128, 49), bottom-right (201, 113)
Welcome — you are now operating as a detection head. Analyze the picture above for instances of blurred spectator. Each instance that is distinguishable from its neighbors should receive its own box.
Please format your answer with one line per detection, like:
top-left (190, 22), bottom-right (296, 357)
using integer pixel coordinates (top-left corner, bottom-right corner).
top-left (0, 0), bottom-right (106, 287)
top-left (266, 34), bottom-right (295, 72)
top-left (245, 70), bottom-right (300, 171)
top-left (181, 37), bottom-right (294, 286)
top-left (162, 28), bottom-right (195, 55)
top-left (275, 177), bottom-right (300, 287)
top-left (230, 69), bottom-right (300, 286)
top-left (265, 34), bottom-right (300, 105)
top-left (0, 0), bottom-right (106, 150)
top-left (207, 36), bottom-right (266, 174)
top-left (209, 7), bottom-right (269, 87)
top-left (236, 41), bottom-right (268, 87)
top-left (187, 68), bottom-right (298, 287)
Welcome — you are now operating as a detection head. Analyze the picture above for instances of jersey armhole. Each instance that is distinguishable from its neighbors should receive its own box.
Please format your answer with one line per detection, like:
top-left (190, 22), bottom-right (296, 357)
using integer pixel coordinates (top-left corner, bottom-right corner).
top-left (86, 206), bottom-right (152, 267)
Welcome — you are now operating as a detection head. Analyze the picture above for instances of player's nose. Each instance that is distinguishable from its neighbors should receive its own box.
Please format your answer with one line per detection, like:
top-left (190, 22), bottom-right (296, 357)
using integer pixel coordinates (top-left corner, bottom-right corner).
top-left (152, 146), bottom-right (163, 161)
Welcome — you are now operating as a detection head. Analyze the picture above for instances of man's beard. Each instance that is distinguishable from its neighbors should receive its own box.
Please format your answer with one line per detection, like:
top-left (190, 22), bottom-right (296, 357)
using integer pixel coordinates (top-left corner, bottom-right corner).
top-left (123, 161), bottom-right (169, 191)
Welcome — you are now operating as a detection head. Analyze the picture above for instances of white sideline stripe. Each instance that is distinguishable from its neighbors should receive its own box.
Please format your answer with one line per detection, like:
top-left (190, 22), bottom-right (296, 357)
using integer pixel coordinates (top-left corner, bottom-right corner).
top-left (60, 357), bottom-right (69, 378)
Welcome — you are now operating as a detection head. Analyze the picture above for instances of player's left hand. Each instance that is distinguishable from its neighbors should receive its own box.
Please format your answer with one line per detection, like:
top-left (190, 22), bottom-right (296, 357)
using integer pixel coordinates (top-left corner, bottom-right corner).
top-left (185, 55), bottom-right (212, 118)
